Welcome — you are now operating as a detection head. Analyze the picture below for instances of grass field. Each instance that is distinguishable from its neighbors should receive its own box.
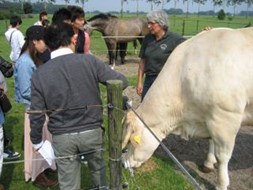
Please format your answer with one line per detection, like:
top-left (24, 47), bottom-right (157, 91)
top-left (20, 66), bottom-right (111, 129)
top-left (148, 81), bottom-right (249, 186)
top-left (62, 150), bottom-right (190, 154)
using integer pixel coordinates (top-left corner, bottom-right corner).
top-left (0, 13), bottom-right (252, 190)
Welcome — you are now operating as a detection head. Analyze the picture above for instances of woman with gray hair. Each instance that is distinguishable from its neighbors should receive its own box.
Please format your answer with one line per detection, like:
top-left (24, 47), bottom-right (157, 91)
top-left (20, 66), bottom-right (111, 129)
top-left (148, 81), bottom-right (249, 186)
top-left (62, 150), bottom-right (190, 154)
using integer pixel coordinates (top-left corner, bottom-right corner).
top-left (137, 10), bottom-right (185, 100)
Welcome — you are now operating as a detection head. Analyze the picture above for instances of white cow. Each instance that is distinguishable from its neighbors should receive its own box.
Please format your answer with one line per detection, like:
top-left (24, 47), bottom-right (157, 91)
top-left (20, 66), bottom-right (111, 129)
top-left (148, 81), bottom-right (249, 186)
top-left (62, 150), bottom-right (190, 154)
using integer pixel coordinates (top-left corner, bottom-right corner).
top-left (122, 27), bottom-right (253, 190)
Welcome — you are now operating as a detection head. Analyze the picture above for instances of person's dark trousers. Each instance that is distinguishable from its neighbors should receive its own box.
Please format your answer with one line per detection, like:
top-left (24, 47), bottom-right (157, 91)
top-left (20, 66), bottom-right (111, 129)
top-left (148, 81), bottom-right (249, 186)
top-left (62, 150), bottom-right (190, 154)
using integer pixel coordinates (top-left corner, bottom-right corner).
top-left (2, 125), bottom-right (20, 160)
top-left (141, 75), bottom-right (158, 101)
top-left (3, 126), bottom-right (10, 148)
top-left (52, 127), bottom-right (108, 190)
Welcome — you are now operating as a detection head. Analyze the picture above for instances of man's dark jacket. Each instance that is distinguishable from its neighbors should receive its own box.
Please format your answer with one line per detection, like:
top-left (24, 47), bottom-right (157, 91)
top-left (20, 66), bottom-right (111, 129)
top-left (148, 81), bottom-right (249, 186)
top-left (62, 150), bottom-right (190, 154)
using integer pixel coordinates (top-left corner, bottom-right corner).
top-left (30, 53), bottom-right (128, 144)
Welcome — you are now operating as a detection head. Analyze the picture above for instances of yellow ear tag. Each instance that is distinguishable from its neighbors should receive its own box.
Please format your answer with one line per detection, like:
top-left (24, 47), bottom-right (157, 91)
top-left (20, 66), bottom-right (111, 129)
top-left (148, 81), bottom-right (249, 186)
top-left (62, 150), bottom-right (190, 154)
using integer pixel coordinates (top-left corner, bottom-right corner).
top-left (133, 135), bottom-right (141, 144)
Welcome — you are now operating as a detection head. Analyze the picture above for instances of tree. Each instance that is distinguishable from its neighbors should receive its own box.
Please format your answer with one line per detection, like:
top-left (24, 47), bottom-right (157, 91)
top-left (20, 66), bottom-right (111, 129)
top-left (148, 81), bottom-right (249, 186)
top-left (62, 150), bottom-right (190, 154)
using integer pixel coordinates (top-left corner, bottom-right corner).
top-left (75, 0), bottom-right (88, 9)
top-left (131, 0), bottom-right (141, 16)
top-left (23, 2), bottom-right (32, 14)
top-left (183, 0), bottom-right (190, 17)
top-left (146, 0), bottom-right (162, 10)
top-left (217, 8), bottom-right (226, 19)
top-left (40, 0), bottom-right (56, 12)
top-left (64, 0), bottom-right (70, 5)
top-left (120, 0), bottom-right (128, 17)
top-left (193, 0), bottom-right (207, 16)
top-left (173, 0), bottom-right (179, 12)
top-left (212, 0), bottom-right (224, 15)
top-left (245, 0), bottom-right (253, 18)
top-left (227, 0), bottom-right (242, 16)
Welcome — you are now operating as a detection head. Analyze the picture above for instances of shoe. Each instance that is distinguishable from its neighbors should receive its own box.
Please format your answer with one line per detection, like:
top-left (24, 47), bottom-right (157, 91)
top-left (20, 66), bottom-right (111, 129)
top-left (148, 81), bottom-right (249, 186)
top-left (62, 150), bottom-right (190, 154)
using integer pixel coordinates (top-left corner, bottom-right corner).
top-left (3, 148), bottom-right (20, 161)
top-left (33, 172), bottom-right (58, 187)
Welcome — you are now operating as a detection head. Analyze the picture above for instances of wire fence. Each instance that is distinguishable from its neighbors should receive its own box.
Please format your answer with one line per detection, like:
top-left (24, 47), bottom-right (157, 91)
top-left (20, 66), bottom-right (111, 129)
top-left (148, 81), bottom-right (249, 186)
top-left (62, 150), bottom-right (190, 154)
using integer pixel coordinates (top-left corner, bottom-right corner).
top-left (3, 101), bottom-right (201, 190)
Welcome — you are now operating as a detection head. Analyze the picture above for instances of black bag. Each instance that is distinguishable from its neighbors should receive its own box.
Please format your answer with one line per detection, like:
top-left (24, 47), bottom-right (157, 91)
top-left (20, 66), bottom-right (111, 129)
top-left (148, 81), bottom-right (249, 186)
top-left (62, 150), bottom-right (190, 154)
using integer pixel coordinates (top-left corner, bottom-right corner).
top-left (0, 92), bottom-right (12, 113)
top-left (0, 56), bottom-right (14, 78)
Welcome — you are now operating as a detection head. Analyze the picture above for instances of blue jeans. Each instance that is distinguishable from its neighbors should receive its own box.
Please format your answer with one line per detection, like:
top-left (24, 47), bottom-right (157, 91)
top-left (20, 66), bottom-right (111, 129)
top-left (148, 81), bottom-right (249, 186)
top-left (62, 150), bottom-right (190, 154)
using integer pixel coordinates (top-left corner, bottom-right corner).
top-left (142, 75), bottom-right (158, 101)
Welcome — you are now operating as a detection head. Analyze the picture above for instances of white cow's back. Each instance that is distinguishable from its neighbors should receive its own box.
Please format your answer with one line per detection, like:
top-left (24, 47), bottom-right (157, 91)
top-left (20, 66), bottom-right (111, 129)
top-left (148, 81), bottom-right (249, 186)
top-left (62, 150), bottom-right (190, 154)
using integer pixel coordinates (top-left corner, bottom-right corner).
top-left (140, 27), bottom-right (253, 136)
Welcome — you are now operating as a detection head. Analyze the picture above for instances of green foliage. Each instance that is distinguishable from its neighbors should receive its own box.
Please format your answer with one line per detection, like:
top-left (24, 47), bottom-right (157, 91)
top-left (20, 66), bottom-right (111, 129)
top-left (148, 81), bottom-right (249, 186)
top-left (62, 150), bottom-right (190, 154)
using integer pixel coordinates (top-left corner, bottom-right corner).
top-left (217, 9), bottom-right (226, 20)
top-left (0, 10), bottom-right (10, 20)
top-left (0, 2), bottom-right (24, 16)
top-left (32, 2), bottom-right (66, 14)
top-left (23, 2), bottom-right (33, 14)
top-left (228, 16), bottom-right (233, 21)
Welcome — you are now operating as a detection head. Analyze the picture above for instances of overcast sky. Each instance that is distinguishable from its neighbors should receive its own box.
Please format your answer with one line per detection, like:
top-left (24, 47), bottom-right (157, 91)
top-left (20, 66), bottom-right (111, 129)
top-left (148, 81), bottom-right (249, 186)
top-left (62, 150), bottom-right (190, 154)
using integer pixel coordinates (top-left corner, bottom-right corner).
top-left (82, 0), bottom-right (248, 14)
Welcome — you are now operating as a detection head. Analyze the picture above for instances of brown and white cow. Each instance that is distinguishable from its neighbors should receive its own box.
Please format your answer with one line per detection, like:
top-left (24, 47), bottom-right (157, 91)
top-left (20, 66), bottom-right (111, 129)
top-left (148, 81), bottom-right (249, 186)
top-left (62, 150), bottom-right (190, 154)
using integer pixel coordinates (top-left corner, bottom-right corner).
top-left (122, 27), bottom-right (253, 190)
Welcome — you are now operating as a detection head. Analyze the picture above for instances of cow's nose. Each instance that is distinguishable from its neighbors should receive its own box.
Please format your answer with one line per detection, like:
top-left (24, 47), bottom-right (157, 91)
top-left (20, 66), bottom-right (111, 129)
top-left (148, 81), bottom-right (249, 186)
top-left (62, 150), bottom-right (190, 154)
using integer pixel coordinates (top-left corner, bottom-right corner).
top-left (122, 160), bottom-right (135, 176)
top-left (122, 160), bottom-right (130, 169)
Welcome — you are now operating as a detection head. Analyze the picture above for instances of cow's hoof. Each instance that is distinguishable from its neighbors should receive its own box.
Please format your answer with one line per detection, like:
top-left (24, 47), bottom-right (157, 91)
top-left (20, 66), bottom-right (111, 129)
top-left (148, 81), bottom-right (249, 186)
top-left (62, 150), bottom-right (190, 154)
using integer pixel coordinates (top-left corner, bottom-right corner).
top-left (199, 164), bottom-right (214, 173)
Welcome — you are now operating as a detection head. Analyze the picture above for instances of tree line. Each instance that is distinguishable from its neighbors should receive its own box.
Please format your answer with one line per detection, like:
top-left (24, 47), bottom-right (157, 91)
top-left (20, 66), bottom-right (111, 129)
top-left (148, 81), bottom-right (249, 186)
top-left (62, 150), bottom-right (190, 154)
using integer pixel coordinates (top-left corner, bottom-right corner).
top-left (0, 0), bottom-right (253, 20)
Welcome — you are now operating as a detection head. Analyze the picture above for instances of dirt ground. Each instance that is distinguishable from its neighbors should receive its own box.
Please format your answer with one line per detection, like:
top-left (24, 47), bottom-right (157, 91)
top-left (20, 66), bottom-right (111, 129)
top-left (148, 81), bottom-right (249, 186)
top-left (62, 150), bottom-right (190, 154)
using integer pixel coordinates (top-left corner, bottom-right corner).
top-left (99, 55), bottom-right (253, 190)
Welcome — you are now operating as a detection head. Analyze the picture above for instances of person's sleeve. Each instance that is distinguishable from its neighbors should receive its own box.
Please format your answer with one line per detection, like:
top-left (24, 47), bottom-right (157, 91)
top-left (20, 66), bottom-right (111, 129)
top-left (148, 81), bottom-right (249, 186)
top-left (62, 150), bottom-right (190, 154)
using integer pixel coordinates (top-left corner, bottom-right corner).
top-left (17, 31), bottom-right (25, 49)
top-left (29, 73), bottom-right (46, 144)
top-left (16, 59), bottom-right (35, 102)
top-left (93, 56), bottom-right (128, 89)
top-left (84, 32), bottom-right (91, 54)
top-left (176, 35), bottom-right (186, 46)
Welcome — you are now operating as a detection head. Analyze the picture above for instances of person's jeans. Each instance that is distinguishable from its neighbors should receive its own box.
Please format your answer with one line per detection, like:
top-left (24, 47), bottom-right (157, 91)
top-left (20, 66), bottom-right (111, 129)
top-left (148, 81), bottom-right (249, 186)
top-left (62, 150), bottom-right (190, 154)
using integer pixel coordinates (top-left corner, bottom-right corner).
top-left (142, 75), bottom-right (158, 101)
top-left (52, 127), bottom-right (107, 190)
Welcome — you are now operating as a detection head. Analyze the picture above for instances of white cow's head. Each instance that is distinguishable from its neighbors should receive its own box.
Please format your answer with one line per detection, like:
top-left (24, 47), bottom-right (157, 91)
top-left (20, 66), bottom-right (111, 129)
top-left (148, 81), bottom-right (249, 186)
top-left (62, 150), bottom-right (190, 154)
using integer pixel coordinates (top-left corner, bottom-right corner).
top-left (122, 111), bottom-right (160, 168)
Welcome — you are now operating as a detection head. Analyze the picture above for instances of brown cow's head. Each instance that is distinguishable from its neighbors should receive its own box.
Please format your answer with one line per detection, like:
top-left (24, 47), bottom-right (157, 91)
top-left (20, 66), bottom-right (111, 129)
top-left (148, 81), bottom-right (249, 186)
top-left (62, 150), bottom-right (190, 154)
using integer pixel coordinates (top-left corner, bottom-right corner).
top-left (122, 111), bottom-right (160, 168)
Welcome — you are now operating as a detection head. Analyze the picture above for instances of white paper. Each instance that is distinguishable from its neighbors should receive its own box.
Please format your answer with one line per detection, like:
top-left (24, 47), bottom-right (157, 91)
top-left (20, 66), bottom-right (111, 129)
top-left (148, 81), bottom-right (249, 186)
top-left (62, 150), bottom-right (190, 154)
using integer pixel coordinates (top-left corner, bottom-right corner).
top-left (38, 140), bottom-right (55, 166)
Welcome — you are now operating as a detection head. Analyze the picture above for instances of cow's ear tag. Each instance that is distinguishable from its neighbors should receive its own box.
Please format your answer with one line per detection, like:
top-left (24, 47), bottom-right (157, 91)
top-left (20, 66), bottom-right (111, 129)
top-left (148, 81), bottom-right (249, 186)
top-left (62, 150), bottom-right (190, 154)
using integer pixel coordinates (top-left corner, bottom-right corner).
top-left (133, 135), bottom-right (141, 144)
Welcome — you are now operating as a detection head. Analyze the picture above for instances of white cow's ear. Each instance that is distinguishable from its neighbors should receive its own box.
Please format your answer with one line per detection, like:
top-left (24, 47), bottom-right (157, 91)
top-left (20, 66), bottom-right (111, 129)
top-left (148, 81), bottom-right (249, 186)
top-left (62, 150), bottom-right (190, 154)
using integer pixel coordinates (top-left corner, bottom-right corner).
top-left (122, 113), bottom-right (133, 149)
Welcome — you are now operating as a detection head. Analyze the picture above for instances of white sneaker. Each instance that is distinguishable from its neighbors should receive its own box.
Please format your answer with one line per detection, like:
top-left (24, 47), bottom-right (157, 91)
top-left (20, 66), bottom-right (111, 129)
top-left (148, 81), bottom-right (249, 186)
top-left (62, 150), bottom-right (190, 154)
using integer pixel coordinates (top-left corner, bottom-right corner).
top-left (3, 149), bottom-right (20, 161)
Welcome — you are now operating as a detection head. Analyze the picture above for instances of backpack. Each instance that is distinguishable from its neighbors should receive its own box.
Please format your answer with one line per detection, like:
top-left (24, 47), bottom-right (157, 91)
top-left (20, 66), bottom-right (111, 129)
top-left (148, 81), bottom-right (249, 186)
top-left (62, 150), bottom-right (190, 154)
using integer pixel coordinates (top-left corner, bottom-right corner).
top-left (0, 56), bottom-right (14, 78)
top-left (75, 29), bottom-right (86, 53)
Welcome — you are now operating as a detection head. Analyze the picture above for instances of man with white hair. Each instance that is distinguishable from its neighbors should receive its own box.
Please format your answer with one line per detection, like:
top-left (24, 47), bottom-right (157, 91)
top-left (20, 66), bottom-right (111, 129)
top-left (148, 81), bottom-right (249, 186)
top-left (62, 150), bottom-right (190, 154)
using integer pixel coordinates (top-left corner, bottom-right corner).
top-left (136, 10), bottom-right (185, 100)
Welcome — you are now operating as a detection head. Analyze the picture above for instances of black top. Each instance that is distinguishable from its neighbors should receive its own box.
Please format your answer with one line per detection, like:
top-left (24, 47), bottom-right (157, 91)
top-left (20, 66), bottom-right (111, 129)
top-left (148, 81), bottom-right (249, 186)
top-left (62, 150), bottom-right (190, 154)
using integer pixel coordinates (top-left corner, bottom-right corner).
top-left (139, 31), bottom-right (185, 75)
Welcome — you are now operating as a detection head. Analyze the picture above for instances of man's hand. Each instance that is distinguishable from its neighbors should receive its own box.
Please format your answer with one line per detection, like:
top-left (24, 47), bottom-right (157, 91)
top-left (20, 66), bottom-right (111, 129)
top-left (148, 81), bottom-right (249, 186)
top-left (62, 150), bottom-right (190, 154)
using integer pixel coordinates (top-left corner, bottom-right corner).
top-left (136, 83), bottom-right (143, 96)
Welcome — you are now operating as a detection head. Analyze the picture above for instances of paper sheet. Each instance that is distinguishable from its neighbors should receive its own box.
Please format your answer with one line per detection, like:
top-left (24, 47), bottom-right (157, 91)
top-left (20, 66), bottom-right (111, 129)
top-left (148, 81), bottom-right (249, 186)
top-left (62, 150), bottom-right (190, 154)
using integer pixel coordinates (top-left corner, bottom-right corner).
top-left (38, 140), bottom-right (55, 166)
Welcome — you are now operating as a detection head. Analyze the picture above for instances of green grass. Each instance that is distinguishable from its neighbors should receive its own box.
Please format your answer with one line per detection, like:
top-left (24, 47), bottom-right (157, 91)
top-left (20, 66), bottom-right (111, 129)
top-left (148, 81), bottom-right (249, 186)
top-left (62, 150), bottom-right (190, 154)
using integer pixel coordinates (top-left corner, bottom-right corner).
top-left (1, 13), bottom-right (253, 189)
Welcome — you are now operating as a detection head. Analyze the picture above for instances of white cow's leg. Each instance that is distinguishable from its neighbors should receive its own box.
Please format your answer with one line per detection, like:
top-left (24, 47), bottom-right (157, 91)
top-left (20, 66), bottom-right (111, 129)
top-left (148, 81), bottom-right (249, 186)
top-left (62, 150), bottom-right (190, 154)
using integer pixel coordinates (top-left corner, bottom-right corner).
top-left (216, 159), bottom-right (229, 190)
top-left (203, 139), bottom-right (217, 171)
top-left (207, 110), bottom-right (240, 190)
top-left (213, 129), bottom-right (237, 190)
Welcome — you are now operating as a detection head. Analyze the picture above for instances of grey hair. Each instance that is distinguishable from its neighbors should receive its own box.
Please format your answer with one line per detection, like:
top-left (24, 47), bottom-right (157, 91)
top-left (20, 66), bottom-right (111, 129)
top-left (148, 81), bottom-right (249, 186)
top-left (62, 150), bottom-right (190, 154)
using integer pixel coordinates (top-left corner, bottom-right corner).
top-left (147, 10), bottom-right (168, 30)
